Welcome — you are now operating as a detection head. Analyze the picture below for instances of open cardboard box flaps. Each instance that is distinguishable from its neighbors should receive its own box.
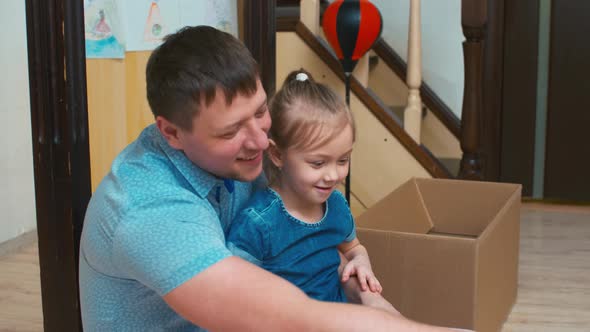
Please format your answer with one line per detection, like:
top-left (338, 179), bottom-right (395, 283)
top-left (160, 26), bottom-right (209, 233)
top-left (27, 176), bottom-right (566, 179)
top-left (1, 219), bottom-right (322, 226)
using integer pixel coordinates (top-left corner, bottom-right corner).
top-left (356, 178), bottom-right (522, 332)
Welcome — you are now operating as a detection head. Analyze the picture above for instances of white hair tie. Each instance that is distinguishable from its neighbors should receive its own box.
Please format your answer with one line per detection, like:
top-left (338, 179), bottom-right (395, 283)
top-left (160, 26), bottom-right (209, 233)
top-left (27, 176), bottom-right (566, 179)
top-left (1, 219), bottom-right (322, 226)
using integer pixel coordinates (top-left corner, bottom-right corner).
top-left (295, 72), bottom-right (309, 82)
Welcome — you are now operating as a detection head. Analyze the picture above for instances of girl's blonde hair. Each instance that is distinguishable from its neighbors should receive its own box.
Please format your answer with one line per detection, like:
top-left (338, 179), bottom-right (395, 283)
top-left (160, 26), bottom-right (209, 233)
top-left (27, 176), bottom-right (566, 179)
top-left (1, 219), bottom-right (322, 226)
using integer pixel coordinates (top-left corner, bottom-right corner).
top-left (265, 69), bottom-right (356, 185)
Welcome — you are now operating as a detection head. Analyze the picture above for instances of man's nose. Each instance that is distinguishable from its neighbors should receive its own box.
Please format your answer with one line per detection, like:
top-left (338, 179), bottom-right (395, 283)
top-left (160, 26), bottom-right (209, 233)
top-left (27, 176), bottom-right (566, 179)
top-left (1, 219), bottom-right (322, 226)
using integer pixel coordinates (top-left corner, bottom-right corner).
top-left (244, 121), bottom-right (269, 151)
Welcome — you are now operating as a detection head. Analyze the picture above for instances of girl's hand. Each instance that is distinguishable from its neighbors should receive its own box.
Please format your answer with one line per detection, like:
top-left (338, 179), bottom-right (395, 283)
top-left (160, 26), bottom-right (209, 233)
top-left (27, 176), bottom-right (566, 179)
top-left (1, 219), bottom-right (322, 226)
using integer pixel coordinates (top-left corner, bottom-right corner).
top-left (341, 257), bottom-right (382, 293)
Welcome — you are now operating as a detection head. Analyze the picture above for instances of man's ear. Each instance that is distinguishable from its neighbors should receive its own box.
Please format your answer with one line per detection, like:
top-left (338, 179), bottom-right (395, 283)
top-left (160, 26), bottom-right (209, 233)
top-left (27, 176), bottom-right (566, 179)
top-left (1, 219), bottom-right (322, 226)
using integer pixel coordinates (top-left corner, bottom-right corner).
top-left (156, 116), bottom-right (183, 150)
top-left (267, 139), bottom-right (283, 168)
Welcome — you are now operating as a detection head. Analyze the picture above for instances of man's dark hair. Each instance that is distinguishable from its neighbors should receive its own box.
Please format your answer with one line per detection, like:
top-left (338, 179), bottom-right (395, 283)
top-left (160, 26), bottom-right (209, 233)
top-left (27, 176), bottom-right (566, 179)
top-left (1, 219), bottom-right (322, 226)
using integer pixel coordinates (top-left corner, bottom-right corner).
top-left (146, 26), bottom-right (259, 130)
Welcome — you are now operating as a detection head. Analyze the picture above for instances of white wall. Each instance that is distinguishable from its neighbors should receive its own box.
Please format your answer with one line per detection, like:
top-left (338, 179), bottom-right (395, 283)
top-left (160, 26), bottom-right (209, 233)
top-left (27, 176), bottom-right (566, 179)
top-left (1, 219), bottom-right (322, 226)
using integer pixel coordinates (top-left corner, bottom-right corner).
top-left (0, 0), bottom-right (37, 244)
top-left (372, 0), bottom-right (465, 118)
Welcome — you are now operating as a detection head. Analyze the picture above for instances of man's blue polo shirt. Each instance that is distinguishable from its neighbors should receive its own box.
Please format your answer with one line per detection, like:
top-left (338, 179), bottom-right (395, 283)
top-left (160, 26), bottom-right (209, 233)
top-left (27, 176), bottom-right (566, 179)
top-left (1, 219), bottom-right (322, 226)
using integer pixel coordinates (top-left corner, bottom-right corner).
top-left (79, 124), bottom-right (261, 331)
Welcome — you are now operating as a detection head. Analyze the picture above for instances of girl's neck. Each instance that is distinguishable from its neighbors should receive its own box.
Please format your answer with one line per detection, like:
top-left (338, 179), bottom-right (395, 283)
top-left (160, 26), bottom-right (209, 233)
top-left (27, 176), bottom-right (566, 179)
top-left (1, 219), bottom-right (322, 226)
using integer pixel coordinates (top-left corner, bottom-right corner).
top-left (271, 183), bottom-right (325, 223)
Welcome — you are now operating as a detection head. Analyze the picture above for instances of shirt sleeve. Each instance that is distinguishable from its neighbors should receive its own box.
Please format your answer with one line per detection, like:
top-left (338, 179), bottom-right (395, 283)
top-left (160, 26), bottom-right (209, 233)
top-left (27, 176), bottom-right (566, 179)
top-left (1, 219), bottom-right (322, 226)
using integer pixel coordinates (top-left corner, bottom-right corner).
top-left (334, 190), bottom-right (357, 243)
top-left (344, 214), bottom-right (357, 242)
top-left (226, 208), bottom-right (268, 266)
top-left (111, 196), bottom-right (232, 296)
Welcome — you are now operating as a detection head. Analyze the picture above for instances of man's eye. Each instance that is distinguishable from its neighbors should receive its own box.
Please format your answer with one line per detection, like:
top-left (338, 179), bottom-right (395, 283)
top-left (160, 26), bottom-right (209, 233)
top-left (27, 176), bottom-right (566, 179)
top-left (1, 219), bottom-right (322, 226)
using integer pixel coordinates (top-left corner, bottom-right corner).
top-left (255, 108), bottom-right (267, 118)
top-left (220, 131), bottom-right (238, 139)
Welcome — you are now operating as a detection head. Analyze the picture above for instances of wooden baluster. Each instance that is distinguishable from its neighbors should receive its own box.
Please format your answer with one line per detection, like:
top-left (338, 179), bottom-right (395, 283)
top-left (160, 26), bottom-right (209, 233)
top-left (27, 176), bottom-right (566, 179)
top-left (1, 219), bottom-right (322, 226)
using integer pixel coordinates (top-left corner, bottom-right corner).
top-left (404, 0), bottom-right (422, 143)
top-left (459, 0), bottom-right (486, 180)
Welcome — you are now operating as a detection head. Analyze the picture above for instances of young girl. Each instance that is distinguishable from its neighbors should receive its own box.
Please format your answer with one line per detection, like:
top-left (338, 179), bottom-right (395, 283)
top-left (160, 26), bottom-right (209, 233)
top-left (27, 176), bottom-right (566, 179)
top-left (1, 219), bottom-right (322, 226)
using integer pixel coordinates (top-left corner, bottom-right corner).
top-left (227, 69), bottom-right (381, 302)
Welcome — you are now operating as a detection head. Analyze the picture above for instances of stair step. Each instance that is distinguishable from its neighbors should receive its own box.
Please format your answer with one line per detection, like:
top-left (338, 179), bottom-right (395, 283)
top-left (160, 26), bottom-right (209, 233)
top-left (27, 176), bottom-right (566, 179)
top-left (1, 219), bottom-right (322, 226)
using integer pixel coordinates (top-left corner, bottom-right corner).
top-left (390, 104), bottom-right (460, 177)
top-left (439, 158), bottom-right (461, 177)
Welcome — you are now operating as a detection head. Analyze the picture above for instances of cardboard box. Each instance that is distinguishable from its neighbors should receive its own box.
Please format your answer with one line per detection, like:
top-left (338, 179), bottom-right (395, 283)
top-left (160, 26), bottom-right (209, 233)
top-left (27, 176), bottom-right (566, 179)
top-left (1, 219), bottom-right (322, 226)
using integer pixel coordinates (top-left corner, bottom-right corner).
top-left (356, 178), bottom-right (521, 332)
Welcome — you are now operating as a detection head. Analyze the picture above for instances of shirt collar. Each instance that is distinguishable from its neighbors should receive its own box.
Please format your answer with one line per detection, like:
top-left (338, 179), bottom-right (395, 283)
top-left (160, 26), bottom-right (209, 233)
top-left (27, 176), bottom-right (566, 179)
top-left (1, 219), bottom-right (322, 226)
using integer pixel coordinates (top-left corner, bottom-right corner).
top-left (223, 178), bottom-right (234, 193)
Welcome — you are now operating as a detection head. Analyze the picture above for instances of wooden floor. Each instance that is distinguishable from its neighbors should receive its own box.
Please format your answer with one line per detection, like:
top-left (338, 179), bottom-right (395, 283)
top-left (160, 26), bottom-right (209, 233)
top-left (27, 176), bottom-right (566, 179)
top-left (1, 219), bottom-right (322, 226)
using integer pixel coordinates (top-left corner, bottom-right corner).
top-left (502, 203), bottom-right (590, 332)
top-left (0, 243), bottom-right (42, 332)
top-left (0, 203), bottom-right (589, 331)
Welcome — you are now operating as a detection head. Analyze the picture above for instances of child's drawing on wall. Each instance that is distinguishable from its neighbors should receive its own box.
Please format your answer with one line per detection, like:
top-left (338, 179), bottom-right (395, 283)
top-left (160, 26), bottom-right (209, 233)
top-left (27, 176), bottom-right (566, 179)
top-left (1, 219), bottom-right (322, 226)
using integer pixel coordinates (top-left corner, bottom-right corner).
top-left (84, 0), bottom-right (125, 58)
top-left (144, 0), bottom-right (167, 43)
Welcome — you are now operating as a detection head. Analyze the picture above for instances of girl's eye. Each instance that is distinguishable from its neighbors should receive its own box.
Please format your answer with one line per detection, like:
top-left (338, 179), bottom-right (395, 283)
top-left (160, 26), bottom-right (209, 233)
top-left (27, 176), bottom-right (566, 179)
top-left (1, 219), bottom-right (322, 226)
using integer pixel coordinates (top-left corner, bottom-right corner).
top-left (309, 161), bottom-right (324, 168)
top-left (338, 157), bottom-right (350, 165)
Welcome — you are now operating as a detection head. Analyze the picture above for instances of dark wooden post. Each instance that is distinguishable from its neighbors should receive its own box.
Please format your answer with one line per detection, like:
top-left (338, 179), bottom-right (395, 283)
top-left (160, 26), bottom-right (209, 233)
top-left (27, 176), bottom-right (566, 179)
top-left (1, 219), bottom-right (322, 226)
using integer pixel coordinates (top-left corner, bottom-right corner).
top-left (481, 0), bottom-right (505, 182)
top-left (459, 0), bottom-right (486, 180)
top-left (242, 0), bottom-right (277, 95)
top-left (25, 0), bottom-right (91, 330)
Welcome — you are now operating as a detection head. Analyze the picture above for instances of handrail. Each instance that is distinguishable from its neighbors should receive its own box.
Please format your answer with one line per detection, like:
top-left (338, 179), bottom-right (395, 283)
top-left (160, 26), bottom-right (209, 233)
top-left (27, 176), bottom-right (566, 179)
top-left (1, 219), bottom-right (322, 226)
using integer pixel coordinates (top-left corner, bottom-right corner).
top-left (292, 21), bottom-right (452, 178)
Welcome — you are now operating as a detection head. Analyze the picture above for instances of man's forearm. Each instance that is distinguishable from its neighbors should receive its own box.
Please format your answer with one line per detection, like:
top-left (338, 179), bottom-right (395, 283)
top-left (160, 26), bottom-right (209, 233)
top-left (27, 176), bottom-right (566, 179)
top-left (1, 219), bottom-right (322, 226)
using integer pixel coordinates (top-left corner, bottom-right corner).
top-left (309, 300), bottom-right (455, 332)
top-left (341, 272), bottom-right (362, 304)
top-left (165, 256), bottom-right (455, 332)
top-left (342, 274), bottom-right (400, 315)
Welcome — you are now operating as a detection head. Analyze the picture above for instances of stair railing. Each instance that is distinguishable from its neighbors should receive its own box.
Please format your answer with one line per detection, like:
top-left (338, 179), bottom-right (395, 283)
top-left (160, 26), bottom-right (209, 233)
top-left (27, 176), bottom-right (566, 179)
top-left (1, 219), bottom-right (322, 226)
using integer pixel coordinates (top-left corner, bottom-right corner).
top-left (298, 0), bottom-right (485, 179)
top-left (300, 0), bottom-right (423, 142)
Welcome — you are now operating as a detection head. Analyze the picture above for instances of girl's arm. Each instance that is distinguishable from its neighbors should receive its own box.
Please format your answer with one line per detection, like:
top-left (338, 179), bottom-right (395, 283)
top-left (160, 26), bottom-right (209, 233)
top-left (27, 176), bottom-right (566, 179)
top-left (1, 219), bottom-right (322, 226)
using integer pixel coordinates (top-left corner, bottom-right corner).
top-left (338, 238), bottom-right (382, 293)
top-left (339, 251), bottom-right (401, 315)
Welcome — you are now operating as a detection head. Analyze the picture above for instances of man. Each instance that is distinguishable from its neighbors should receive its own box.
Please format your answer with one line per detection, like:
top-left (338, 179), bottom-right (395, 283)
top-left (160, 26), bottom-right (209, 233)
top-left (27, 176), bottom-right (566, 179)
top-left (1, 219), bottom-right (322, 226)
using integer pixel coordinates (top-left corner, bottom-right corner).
top-left (79, 25), bottom-right (457, 331)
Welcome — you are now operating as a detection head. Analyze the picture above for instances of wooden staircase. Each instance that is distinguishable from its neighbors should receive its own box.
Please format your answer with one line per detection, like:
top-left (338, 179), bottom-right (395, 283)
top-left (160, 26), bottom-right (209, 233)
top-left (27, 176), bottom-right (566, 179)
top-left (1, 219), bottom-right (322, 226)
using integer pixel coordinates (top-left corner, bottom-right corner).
top-left (242, 0), bottom-right (491, 212)
top-left (281, 20), bottom-right (452, 179)
top-left (276, 1), bottom-right (464, 178)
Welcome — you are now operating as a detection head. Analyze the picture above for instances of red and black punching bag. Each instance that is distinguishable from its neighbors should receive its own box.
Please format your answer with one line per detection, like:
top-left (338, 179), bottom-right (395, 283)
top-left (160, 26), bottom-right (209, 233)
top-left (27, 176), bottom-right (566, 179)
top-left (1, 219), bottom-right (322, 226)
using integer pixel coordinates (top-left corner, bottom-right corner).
top-left (322, 0), bottom-right (383, 74)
